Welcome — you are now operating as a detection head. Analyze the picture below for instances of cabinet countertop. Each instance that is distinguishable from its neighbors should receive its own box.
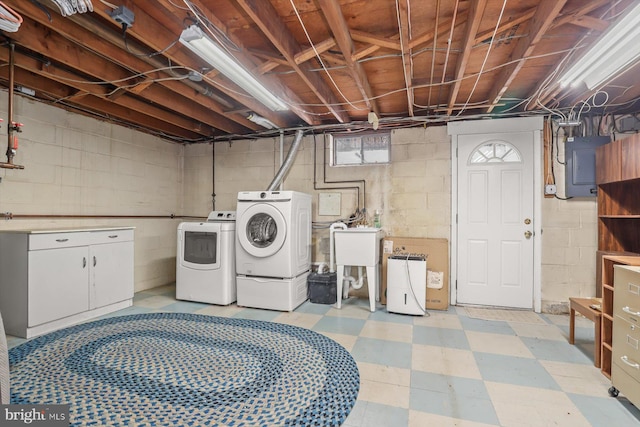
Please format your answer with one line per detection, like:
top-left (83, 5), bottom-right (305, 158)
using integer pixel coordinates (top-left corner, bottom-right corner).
top-left (0, 226), bottom-right (135, 234)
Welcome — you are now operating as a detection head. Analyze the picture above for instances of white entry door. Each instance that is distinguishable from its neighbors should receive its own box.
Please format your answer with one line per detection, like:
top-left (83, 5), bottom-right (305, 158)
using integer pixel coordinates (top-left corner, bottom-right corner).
top-left (456, 131), bottom-right (535, 309)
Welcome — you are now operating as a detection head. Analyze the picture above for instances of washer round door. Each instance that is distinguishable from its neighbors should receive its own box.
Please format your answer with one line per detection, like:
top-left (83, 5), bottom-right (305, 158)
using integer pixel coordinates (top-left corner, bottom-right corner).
top-left (237, 203), bottom-right (287, 258)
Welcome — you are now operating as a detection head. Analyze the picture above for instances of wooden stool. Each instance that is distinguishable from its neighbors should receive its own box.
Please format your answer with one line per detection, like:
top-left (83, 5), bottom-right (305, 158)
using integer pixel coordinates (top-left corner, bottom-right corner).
top-left (569, 297), bottom-right (602, 368)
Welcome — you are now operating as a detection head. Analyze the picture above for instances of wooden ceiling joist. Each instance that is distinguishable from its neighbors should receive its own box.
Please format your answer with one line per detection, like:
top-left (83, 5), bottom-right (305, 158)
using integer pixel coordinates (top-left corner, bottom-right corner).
top-left (446, 0), bottom-right (488, 115)
top-left (237, 0), bottom-right (350, 123)
top-left (485, 0), bottom-right (568, 113)
top-left (318, 0), bottom-right (378, 114)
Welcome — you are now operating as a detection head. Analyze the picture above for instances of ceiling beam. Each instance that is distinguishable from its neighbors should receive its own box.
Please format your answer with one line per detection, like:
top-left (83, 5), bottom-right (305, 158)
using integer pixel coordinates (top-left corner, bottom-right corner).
top-left (351, 30), bottom-right (402, 51)
top-left (446, 0), bottom-right (488, 115)
top-left (294, 38), bottom-right (336, 65)
top-left (318, 0), bottom-right (378, 114)
top-left (162, 0), bottom-right (319, 126)
top-left (0, 66), bottom-right (205, 140)
top-left (3, 0), bottom-right (254, 132)
top-left (528, 0), bottom-right (614, 111)
top-left (552, 0), bottom-right (612, 30)
top-left (485, 0), bottom-right (568, 113)
top-left (237, 0), bottom-right (350, 123)
top-left (7, 16), bottom-right (246, 135)
top-left (396, 0), bottom-right (414, 117)
top-left (474, 8), bottom-right (535, 45)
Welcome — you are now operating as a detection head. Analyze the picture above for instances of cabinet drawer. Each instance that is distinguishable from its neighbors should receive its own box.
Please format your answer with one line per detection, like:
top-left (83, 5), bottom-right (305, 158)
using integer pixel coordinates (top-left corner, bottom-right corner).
top-left (612, 362), bottom-right (640, 408)
top-left (613, 266), bottom-right (640, 323)
top-left (29, 232), bottom-right (91, 250)
top-left (612, 316), bottom-right (640, 382)
top-left (89, 229), bottom-right (134, 245)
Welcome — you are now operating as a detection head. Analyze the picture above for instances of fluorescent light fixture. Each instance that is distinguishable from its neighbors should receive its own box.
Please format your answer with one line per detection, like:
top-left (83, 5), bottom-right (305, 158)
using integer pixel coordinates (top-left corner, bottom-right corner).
top-left (179, 25), bottom-right (288, 112)
top-left (559, 2), bottom-right (640, 90)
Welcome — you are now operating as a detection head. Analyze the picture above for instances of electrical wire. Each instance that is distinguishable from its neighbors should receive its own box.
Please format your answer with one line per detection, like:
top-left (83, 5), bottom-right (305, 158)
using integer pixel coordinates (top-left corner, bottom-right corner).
top-left (49, 0), bottom-right (93, 16)
top-left (404, 255), bottom-right (429, 316)
top-left (456, 0), bottom-right (508, 116)
top-left (394, 0), bottom-right (412, 111)
top-left (288, 0), bottom-right (367, 111)
top-left (98, 0), bottom-right (117, 9)
top-left (532, 0), bottom-right (625, 109)
top-left (0, 1), bottom-right (21, 32)
top-left (426, 0), bottom-right (441, 109)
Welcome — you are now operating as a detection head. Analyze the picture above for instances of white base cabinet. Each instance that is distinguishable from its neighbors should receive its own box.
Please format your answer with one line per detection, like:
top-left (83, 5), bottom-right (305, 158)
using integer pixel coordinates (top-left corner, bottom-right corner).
top-left (0, 227), bottom-right (134, 338)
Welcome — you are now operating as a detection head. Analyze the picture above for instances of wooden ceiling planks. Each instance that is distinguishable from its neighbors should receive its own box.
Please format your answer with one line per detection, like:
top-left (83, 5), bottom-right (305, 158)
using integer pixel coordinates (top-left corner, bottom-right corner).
top-left (0, 0), bottom-right (636, 141)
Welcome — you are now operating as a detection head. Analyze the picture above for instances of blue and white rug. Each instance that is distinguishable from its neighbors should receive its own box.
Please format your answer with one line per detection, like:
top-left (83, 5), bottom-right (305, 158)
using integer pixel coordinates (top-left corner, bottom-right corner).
top-left (9, 313), bottom-right (360, 426)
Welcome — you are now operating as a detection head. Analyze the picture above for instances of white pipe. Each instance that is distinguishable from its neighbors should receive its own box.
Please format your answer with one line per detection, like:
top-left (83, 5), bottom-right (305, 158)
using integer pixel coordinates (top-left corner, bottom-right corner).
top-left (353, 266), bottom-right (365, 289)
top-left (329, 222), bottom-right (347, 273)
top-left (312, 262), bottom-right (328, 274)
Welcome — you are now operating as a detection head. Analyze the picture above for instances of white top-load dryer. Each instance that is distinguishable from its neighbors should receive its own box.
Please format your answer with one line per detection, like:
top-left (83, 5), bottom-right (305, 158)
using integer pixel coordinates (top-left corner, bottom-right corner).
top-left (176, 211), bottom-right (236, 305)
top-left (235, 191), bottom-right (312, 311)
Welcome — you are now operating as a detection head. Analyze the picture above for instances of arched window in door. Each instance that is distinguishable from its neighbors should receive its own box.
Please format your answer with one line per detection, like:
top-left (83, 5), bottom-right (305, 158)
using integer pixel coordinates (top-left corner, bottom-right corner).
top-left (469, 141), bottom-right (522, 164)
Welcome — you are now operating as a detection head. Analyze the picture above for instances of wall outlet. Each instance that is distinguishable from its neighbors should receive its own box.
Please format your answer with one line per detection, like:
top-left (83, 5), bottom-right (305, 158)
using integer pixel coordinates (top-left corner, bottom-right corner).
top-left (545, 184), bottom-right (557, 195)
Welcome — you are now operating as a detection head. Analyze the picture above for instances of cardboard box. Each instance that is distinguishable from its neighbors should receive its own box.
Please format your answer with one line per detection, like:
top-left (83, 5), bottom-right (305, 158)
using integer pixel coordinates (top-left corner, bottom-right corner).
top-left (381, 237), bottom-right (449, 310)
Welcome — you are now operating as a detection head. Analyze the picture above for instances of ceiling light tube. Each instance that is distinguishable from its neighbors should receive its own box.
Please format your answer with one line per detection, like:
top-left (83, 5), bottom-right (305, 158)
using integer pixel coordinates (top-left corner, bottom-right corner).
top-left (179, 25), bottom-right (288, 112)
top-left (559, 2), bottom-right (640, 90)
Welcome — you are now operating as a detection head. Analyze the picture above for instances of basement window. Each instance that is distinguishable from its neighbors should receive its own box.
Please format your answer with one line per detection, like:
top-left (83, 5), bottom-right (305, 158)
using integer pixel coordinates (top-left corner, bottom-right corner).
top-left (330, 132), bottom-right (391, 166)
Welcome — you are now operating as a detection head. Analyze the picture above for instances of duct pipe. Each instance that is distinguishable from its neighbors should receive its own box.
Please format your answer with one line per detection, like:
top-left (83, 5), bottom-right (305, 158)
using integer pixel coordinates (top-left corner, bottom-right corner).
top-left (266, 129), bottom-right (304, 191)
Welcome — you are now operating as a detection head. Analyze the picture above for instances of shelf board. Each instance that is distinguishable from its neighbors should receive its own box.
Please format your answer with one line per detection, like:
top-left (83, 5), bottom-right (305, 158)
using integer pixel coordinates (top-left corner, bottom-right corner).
top-left (599, 215), bottom-right (640, 219)
top-left (603, 342), bottom-right (612, 351)
top-left (603, 284), bottom-right (614, 291)
top-left (603, 313), bottom-right (614, 321)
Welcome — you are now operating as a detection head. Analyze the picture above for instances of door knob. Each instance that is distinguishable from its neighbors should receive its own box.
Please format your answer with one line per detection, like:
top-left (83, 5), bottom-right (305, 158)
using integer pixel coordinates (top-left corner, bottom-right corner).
top-left (524, 218), bottom-right (531, 225)
top-left (524, 231), bottom-right (533, 239)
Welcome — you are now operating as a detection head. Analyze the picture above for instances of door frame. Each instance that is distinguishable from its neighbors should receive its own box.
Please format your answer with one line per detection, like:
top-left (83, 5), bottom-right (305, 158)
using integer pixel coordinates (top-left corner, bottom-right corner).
top-left (448, 117), bottom-right (544, 312)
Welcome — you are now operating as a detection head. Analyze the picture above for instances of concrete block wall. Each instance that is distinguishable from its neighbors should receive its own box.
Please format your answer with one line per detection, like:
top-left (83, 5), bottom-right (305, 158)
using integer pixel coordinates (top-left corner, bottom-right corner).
top-left (2, 90), bottom-right (602, 311)
top-left (185, 125), bottom-right (600, 312)
top-left (184, 127), bottom-right (452, 266)
top-left (540, 134), bottom-right (598, 313)
top-left (0, 93), bottom-right (183, 292)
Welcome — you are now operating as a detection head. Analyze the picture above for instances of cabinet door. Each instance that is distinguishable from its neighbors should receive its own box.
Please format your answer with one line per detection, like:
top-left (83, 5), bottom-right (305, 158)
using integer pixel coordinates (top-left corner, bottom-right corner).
top-left (595, 140), bottom-right (621, 184)
top-left (28, 247), bottom-right (90, 327)
top-left (90, 241), bottom-right (134, 309)
top-left (621, 138), bottom-right (640, 181)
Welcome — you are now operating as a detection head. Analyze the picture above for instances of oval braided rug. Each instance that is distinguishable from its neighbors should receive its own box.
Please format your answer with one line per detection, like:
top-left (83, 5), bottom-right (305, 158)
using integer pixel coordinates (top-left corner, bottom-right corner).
top-left (9, 313), bottom-right (360, 426)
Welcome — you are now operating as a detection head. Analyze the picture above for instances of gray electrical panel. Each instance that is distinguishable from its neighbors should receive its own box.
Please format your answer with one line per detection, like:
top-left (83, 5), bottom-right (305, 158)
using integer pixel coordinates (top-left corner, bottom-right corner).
top-left (564, 136), bottom-right (610, 197)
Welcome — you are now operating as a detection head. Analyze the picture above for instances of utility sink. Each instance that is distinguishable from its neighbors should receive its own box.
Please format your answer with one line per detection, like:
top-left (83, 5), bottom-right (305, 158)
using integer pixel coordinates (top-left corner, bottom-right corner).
top-left (333, 227), bottom-right (383, 312)
top-left (334, 227), bottom-right (383, 266)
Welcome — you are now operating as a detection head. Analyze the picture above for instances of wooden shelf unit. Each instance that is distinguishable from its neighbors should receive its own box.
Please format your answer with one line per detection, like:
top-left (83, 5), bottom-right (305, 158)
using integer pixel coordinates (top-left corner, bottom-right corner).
top-left (596, 135), bottom-right (640, 378)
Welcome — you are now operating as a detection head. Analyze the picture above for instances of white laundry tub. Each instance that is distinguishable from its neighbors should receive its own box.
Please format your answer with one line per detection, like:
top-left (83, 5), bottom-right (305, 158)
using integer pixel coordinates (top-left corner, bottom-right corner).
top-left (334, 227), bottom-right (383, 266)
top-left (333, 227), bottom-right (383, 311)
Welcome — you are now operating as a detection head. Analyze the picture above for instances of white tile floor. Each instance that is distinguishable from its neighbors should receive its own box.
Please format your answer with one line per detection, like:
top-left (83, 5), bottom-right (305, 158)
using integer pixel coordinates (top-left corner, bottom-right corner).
top-left (6, 285), bottom-right (640, 426)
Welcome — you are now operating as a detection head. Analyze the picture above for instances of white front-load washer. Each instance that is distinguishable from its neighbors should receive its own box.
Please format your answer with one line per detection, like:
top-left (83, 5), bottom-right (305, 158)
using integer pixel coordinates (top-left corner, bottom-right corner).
top-left (235, 191), bottom-right (312, 311)
top-left (176, 211), bottom-right (236, 305)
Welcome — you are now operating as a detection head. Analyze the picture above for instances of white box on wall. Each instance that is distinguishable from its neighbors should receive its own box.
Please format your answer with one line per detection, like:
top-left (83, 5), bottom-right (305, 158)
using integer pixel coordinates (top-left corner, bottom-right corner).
top-left (318, 193), bottom-right (341, 216)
